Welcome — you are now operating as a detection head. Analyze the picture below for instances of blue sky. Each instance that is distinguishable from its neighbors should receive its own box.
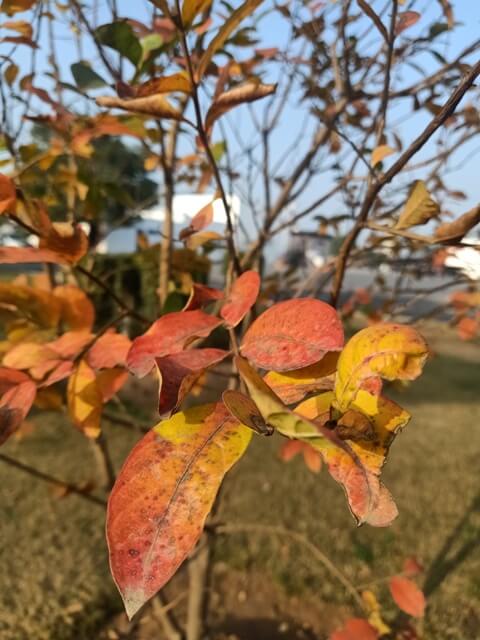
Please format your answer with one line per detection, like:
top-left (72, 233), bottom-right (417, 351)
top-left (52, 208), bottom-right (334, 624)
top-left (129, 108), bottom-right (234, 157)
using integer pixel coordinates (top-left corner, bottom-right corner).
top-left (2, 0), bottom-right (480, 246)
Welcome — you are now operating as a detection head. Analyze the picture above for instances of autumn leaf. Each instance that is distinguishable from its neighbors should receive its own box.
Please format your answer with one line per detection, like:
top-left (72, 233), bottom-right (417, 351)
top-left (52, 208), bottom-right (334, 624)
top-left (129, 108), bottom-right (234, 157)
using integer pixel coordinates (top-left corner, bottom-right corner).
top-left (136, 72), bottom-right (192, 97)
top-left (67, 360), bottom-right (102, 438)
top-left (127, 310), bottom-right (223, 377)
top-left (279, 439), bottom-right (322, 473)
top-left (220, 270), bottom-right (260, 328)
top-left (179, 200), bottom-right (215, 240)
top-left (185, 230), bottom-right (223, 249)
top-left (395, 181), bottom-right (440, 230)
top-left (0, 173), bottom-right (16, 214)
top-left (334, 323), bottom-right (428, 413)
top-left (0, 367), bottom-right (36, 445)
top-left (183, 283), bottom-right (223, 311)
top-left (182, 0), bottom-right (212, 27)
top-left (434, 205), bottom-right (480, 244)
top-left (0, 0), bottom-right (37, 16)
top-left (97, 94), bottom-right (184, 120)
top-left (241, 298), bottom-right (344, 371)
top-left (196, 0), bottom-right (264, 80)
top-left (395, 11), bottom-right (421, 34)
top-left (205, 82), bottom-right (277, 134)
top-left (53, 285), bottom-right (95, 331)
top-left (264, 352), bottom-right (338, 404)
top-left (87, 331), bottom-right (132, 369)
top-left (96, 368), bottom-right (129, 402)
top-left (156, 348), bottom-right (229, 417)
top-left (106, 403), bottom-right (251, 619)
top-left (389, 576), bottom-right (426, 617)
top-left (330, 618), bottom-right (379, 640)
top-left (222, 389), bottom-right (274, 436)
top-left (295, 390), bottom-right (409, 526)
top-left (371, 144), bottom-right (394, 167)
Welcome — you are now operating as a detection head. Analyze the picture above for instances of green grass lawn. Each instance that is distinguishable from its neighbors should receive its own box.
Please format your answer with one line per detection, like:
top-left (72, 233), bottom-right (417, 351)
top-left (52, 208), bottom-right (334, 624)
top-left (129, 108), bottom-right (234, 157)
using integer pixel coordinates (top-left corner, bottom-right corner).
top-left (0, 327), bottom-right (479, 639)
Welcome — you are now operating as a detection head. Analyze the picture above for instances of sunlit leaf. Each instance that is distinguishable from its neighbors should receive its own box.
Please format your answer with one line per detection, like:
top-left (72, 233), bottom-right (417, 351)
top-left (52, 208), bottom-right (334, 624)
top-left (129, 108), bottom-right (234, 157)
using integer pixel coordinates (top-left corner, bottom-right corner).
top-left (53, 285), bottom-right (95, 331)
top-left (96, 368), bottom-right (129, 402)
top-left (0, 0), bottom-right (37, 16)
top-left (96, 94), bottom-right (183, 120)
top-left (136, 72), bottom-right (192, 97)
top-left (241, 298), bottom-right (344, 371)
top-left (264, 352), bottom-right (338, 404)
top-left (127, 310), bottom-right (222, 377)
top-left (220, 270), bottom-right (260, 328)
top-left (371, 144), bottom-right (394, 167)
top-left (182, 0), bottom-right (212, 27)
top-left (196, 0), bottom-right (264, 80)
top-left (179, 200), bottom-right (215, 240)
top-left (107, 403), bottom-right (251, 619)
top-left (205, 82), bottom-right (277, 134)
top-left (334, 323), bottom-right (428, 413)
top-left (67, 360), bottom-right (102, 438)
top-left (395, 181), bottom-right (440, 230)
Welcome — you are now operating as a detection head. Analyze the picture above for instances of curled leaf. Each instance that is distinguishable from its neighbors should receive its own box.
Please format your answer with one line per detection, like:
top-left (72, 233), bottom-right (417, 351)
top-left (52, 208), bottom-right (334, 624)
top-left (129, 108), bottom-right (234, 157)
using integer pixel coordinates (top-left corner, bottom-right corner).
top-left (156, 348), bottom-right (229, 417)
top-left (97, 95), bottom-right (183, 120)
top-left (222, 389), bottom-right (273, 436)
top-left (241, 298), bottom-right (344, 371)
top-left (205, 82), bottom-right (277, 134)
top-left (183, 283), bottom-right (223, 311)
top-left (107, 403), bottom-right (251, 619)
top-left (334, 323), bottom-right (428, 413)
top-left (434, 205), bottom-right (480, 244)
top-left (371, 145), bottom-right (394, 167)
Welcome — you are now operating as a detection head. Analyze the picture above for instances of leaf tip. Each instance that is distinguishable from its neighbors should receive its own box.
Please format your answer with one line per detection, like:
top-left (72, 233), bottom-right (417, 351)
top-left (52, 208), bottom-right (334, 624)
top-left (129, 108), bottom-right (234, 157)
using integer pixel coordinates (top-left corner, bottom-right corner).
top-left (122, 588), bottom-right (147, 620)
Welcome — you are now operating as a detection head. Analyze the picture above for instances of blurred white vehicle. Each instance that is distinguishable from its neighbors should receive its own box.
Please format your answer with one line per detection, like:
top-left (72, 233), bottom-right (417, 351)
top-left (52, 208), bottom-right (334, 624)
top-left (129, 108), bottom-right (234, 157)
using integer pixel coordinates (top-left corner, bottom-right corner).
top-left (444, 237), bottom-right (480, 280)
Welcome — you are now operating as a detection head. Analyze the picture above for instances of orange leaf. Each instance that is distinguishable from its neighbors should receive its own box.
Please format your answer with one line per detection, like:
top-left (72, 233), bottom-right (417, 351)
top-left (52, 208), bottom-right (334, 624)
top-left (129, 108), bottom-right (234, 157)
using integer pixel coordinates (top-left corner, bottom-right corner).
top-left (395, 11), bottom-right (420, 34)
top-left (434, 205), bottom-right (480, 244)
top-left (205, 82), bottom-right (276, 134)
top-left (156, 348), bottom-right (229, 417)
top-left (330, 618), bottom-right (379, 640)
top-left (127, 310), bottom-right (222, 378)
top-left (371, 144), bottom-right (394, 167)
top-left (106, 403), bottom-right (251, 619)
top-left (136, 72), bottom-right (192, 97)
top-left (221, 270), bottom-right (260, 328)
top-left (53, 285), bottom-right (95, 331)
top-left (96, 94), bottom-right (184, 120)
top-left (241, 298), bottom-right (344, 371)
top-left (179, 201), bottom-right (215, 240)
top-left (0, 173), bottom-right (16, 215)
top-left (389, 576), bottom-right (426, 617)
top-left (96, 368), bottom-right (129, 402)
top-left (87, 331), bottom-right (132, 369)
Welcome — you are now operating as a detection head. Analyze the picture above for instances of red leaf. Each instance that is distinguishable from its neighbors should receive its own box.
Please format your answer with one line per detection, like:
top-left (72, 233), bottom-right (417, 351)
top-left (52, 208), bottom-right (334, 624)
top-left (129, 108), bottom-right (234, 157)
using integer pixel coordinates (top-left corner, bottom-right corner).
top-left (87, 331), bottom-right (132, 369)
top-left (403, 557), bottom-right (424, 578)
top-left (156, 348), bottom-right (229, 416)
top-left (241, 298), bottom-right (344, 371)
top-left (389, 576), bottom-right (426, 617)
top-left (395, 11), bottom-right (421, 34)
top-left (0, 368), bottom-right (36, 445)
top-left (106, 403), bottom-right (251, 619)
top-left (127, 310), bottom-right (222, 378)
top-left (183, 283), bottom-right (223, 311)
top-left (330, 618), bottom-right (379, 640)
top-left (279, 439), bottom-right (304, 462)
top-left (221, 270), bottom-right (260, 328)
top-left (457, 316), bottom-right (478, 341)
top-left (0, 173), bottom-right (16, 215)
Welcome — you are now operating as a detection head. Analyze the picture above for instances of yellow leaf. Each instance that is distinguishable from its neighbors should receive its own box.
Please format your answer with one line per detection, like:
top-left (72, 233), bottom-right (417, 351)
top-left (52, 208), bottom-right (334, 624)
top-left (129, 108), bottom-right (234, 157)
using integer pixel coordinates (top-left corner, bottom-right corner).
top-left (334, 323), bottom-right (428, 413)
top-left (395, 180), bottom-right (440, 230)
top-left (96, 95), bottom-right (183, 121)
top-left (371, 144), bottom-right (394, 167)
top-left (181, 0), bottom-right (212, 26)
top-left (136, 72), bottom-right (192, 97)
top-left (67, 360), bottom-right (102, 438)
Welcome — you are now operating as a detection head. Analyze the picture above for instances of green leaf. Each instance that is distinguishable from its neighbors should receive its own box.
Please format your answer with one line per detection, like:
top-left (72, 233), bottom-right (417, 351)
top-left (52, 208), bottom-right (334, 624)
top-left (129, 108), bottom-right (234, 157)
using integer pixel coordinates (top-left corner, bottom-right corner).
top-left (71, 62), bottom-right (107, 90)
top-left (96, 22), bottom-right (142, 66)
top-left (140, 33), bottom-right (163, 61)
